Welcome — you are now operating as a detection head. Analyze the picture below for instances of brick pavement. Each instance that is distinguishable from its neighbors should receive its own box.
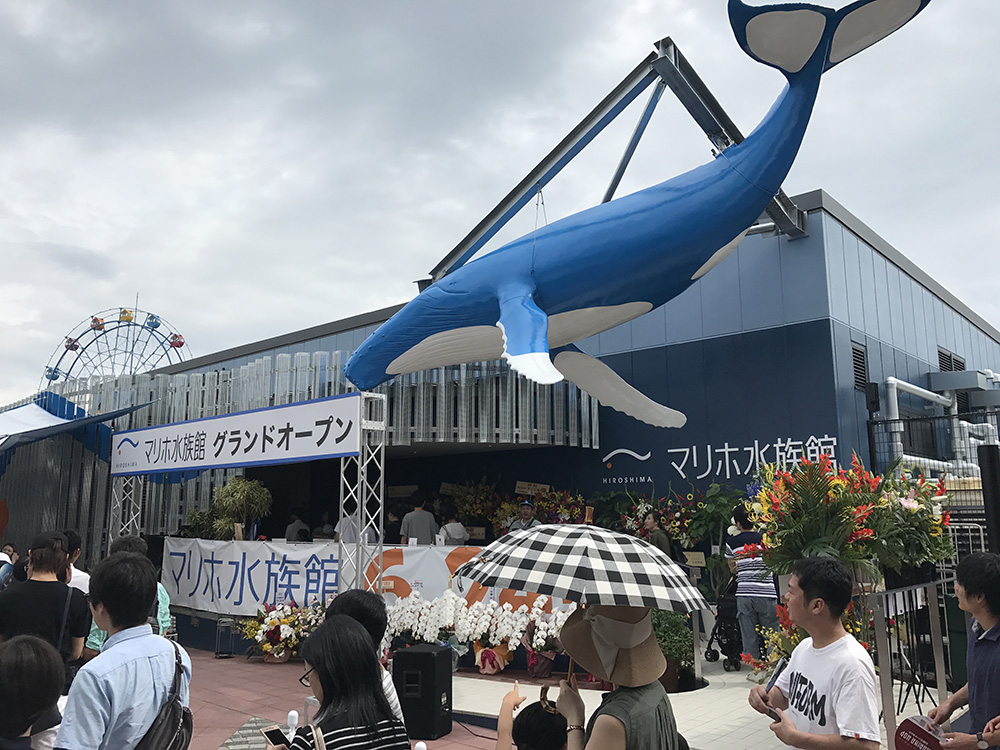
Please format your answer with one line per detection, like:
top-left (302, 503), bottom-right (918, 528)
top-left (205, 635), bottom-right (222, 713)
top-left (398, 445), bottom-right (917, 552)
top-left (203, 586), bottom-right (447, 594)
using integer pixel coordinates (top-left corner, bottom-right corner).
top-left (188, 648), bottom-right (497, 749)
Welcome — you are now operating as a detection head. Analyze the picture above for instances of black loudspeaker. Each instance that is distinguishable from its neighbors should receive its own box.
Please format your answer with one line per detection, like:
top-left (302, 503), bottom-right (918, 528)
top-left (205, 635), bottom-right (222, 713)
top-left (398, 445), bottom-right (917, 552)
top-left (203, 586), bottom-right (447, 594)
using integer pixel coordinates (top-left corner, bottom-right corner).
top-left (865, 382), bottom-right (881, 413)
top-left (392, 643), bottom-right (452, 740)
top-left (978, 444), bottom-right (1000, 554)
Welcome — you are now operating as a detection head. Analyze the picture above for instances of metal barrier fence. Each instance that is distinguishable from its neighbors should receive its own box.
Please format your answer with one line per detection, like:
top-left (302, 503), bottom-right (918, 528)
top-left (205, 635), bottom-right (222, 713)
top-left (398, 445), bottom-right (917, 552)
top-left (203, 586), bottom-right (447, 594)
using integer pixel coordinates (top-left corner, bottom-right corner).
top-left (868, 578), bottom-right (952, 744)
top-left (869, 410), bottom-right (1000, 486)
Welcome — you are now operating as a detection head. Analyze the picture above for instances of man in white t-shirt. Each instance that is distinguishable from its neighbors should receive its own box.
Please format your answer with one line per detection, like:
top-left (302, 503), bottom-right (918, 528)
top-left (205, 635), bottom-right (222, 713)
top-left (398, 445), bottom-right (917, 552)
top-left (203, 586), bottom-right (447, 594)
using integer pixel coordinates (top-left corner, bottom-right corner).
top-left (284, 510), bottom-right (310, 542)
top-left (748, 557), bottom-right (879, 750)
top-left (334, 515), bottom-right (376, 545)
top-left (65, 529), bottom-right (90, 594)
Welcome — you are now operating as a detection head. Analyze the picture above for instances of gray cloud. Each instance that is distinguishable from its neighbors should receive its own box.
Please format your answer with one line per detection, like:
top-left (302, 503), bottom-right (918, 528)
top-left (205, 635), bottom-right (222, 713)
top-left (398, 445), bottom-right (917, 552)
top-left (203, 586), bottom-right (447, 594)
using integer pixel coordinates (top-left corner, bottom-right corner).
top-left (2, 0), bottom-right (999, 404)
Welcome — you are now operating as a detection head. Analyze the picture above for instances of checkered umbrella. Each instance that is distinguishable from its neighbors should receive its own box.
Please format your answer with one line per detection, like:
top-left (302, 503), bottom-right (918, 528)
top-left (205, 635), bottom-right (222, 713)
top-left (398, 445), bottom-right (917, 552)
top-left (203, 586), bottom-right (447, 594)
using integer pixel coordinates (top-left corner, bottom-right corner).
top-left (453, 524), bottom-right (708, 612)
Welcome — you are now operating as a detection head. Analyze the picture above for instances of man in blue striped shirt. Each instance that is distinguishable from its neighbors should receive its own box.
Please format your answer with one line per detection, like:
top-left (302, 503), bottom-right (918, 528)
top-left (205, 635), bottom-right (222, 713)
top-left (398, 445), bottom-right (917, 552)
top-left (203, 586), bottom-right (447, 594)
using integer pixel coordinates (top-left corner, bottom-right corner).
top-left (55, 553), bottom-right (191, 750)
top-left (726, 502), bottom-right (779, 660)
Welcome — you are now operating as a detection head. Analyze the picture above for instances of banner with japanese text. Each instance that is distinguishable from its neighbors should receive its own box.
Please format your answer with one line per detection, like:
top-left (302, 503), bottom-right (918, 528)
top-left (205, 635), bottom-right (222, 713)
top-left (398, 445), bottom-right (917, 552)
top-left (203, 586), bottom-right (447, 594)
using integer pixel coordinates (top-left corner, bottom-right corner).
top-left (111, 392), bottom-right (361, 476)
top-left (161, 538), bottom-right (570, 616)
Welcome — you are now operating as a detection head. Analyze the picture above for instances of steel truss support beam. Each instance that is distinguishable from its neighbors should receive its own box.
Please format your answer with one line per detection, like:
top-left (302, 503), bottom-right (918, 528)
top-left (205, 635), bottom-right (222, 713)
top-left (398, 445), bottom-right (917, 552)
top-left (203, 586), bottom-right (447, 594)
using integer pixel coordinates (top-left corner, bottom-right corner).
top-left (337, 392), bottom-right (387, 593)
top-left (428, 35), bottom-right (807, 283)
top-left (109, 474), bottom-right (144, 549)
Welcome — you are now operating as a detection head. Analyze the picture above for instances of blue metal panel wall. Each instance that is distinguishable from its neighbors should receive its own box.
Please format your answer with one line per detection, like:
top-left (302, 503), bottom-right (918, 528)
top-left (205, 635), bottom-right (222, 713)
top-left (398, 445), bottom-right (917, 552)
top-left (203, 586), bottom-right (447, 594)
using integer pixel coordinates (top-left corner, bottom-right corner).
top-left (588, 320), bottom-right (841, 494)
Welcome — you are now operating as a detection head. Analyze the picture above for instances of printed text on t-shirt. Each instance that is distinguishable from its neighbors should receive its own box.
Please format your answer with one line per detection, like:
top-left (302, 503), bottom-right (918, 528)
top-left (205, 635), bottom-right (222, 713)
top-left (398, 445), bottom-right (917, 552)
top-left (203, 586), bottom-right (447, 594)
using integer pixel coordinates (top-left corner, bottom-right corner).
top-left (786, 671), bottom-right (827, 726)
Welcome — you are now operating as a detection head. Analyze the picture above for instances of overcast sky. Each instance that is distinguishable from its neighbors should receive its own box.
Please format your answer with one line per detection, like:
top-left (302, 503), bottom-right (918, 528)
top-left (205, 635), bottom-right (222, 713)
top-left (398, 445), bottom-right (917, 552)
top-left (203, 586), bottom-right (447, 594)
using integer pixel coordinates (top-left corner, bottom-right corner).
top-left (1, 0), bottom-right (997, 406)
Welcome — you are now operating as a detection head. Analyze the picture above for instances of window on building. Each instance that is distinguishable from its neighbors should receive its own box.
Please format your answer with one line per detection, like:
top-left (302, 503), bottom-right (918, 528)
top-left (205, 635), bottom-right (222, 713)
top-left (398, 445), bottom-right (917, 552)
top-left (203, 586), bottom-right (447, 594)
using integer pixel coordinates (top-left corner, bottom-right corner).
top-left (851, 343), bottom-right (868, 391)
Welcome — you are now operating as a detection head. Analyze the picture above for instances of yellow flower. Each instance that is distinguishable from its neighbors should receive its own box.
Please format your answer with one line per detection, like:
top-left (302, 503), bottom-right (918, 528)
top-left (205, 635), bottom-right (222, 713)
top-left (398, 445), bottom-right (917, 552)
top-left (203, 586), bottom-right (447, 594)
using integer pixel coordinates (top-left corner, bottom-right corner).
top-left (263, 643), bottom-right (272, 652)
top-left (686, 494), bottom-right (694, 501)
top-left (269, 618), bottom-right (279, 627)
top-left (280, 618), bottom-right (289, 625)
top-left (697, 502), bottom-right (705, 508)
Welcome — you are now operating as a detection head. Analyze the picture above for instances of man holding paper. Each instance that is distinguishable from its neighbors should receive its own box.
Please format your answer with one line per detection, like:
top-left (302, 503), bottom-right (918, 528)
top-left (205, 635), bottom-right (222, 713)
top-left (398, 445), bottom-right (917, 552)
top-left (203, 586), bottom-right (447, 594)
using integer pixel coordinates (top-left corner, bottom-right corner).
top-left (748, 558), bottom-right (879, 750)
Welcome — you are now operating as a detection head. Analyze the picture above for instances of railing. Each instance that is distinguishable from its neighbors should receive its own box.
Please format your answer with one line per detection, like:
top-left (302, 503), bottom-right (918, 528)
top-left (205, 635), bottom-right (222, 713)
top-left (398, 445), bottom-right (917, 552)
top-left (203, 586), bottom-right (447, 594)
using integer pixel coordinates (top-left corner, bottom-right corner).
top-left (868, 579), bottom-right (952, 746)
top-left (869, 410), bottom-right (1000, 483)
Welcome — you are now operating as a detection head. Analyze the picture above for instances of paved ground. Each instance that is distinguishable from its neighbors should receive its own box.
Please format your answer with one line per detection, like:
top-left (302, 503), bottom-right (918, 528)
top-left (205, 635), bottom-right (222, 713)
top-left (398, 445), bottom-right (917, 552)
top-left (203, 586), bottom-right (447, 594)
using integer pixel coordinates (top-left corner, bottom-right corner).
top-left (189, 647), bottom-right (949, 749)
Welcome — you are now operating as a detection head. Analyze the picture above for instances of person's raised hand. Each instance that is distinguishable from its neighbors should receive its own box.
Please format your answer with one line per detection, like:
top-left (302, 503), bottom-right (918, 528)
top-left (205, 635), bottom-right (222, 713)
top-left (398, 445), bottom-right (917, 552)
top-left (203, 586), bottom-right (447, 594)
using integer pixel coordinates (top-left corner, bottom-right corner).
top-left (557, 674), bottom-right (585, 725)
top-left (501, 681), bottom-right (527, 713)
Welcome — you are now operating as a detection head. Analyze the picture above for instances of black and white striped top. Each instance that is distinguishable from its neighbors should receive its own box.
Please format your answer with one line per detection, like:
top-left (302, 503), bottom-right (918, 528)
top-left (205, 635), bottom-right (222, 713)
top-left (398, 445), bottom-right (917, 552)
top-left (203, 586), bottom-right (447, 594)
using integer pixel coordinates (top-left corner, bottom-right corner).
top-left (725, 531), bottom-right (777, 598)
top-left (288, 718), bottom-right (409, 750)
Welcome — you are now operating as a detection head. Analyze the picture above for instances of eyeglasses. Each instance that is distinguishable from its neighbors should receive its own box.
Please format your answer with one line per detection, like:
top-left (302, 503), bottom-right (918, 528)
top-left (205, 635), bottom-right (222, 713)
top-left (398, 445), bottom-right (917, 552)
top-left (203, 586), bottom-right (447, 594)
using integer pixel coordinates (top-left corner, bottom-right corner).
top-left (299, 667), bottom-right (315, 688)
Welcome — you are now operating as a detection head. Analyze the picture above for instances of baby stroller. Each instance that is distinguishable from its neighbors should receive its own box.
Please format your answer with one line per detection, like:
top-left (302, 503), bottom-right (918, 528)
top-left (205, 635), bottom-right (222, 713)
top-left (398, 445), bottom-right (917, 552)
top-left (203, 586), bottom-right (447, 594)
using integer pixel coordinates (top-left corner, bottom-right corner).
top-left (704, 578), bottom-right (743, 672)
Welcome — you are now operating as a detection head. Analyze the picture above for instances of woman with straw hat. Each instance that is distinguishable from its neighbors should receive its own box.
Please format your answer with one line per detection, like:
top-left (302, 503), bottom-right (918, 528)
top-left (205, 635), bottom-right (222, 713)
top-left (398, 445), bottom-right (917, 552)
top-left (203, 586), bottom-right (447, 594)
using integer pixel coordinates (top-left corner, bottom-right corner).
top-left (555, 605), bottom-right (684, 750)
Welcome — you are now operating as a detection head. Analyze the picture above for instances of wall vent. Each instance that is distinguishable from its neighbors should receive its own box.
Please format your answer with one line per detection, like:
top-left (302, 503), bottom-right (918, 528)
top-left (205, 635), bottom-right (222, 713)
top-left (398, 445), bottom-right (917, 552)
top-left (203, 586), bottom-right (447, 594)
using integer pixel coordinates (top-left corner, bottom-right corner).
top-left (851, 343), bottom-right (868, 391)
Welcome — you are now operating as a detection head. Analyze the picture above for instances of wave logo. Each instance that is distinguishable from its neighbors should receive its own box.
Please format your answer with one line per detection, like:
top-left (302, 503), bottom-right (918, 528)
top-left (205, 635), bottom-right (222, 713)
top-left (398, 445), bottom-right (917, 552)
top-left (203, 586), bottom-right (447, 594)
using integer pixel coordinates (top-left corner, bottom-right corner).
top-left (601, 448), bottom-right (651, 470)
top-left (116, 437), bottom-right (140, 455)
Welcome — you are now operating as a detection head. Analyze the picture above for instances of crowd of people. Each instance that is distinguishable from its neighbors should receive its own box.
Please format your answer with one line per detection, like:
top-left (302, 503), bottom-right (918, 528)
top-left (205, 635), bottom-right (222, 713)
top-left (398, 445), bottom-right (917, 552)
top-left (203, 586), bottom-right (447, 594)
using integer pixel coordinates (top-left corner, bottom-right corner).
top-left (0, 530), bottom-right (191, 750)
top-left (5, 513), bottom-right (1000, 750)
top-left (281, 488), bottom-right (532, 547)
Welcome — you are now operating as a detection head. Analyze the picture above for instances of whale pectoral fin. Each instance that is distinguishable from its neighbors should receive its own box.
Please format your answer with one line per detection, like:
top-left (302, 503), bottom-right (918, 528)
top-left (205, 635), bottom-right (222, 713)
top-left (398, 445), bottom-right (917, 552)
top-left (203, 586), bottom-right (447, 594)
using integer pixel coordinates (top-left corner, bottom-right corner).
top-left (552, 346), bottom-right (687, 429)
top-left (497, 291), bottom-right (563, 385)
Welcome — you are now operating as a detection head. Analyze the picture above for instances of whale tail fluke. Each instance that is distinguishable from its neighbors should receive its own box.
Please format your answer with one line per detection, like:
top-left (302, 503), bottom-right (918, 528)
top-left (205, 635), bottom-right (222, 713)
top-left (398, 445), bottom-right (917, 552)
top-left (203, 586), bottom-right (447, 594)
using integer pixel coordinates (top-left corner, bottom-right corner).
top-left (728, 0), bottom-right (931, 78)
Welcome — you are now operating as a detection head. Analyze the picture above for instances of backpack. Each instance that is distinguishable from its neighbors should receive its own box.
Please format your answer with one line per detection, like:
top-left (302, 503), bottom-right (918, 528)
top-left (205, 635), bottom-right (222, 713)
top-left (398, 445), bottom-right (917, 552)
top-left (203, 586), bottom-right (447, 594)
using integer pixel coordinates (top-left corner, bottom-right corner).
top-left (134, 641), bottom-right (192, 750)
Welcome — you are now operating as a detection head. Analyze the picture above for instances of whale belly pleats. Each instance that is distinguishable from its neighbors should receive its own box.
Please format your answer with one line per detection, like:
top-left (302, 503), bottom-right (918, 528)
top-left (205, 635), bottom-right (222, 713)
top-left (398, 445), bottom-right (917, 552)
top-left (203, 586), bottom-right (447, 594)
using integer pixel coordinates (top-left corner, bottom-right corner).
top-left (547, 301), bottom-right (653, 348)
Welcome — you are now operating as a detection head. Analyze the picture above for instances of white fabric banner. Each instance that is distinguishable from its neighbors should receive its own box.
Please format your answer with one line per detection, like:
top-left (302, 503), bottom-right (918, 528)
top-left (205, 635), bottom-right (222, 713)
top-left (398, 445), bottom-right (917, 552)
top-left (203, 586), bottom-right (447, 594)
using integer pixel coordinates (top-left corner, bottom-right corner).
top-left (161, 538), bottom-right (568, 616)
top-left (112, 393), bottom-right (361, 476)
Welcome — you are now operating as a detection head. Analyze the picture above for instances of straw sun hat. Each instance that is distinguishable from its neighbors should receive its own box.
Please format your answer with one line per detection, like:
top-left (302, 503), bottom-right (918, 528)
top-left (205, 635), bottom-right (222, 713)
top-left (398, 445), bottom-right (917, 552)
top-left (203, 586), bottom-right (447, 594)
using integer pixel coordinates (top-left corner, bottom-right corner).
top-left (559, 605), bottom-right (666, 687)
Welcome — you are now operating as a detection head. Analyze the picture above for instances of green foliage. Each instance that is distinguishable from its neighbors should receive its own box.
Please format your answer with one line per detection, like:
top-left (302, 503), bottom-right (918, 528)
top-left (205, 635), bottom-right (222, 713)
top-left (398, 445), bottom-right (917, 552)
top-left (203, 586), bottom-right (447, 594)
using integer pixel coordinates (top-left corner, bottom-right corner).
top-left (684, 483), bottom-right (743, 549)
top-left (180, 476), bottom-right (273, 540)
top-left (752, 456), bottom-right (953, 579)
top-left (651, 610), bottom-right (694, 670)
top-left (588, 490), bottom-right (634, 531)
top-left (213, 477), bottom-right (273, 531)
top-left (180, 509), bottom-right (217, 539)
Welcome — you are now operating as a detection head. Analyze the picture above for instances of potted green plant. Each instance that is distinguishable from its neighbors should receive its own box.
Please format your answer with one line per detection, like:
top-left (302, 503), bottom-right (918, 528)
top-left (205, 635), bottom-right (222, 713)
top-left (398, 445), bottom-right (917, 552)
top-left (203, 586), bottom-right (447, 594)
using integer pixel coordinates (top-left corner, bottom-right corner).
top-left (211, 477), bottom-right (273, 540)
top-left (651, 609), bottom-right (694, 693)
top-left (179, 476), bottom-right (273, 540)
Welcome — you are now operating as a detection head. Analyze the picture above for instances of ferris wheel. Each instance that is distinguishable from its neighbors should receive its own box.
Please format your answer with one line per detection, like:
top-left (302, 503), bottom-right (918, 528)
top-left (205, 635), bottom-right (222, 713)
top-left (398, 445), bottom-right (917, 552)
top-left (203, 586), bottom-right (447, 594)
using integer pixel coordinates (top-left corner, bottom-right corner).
top-left (41, 307), bottom-right (190, 388)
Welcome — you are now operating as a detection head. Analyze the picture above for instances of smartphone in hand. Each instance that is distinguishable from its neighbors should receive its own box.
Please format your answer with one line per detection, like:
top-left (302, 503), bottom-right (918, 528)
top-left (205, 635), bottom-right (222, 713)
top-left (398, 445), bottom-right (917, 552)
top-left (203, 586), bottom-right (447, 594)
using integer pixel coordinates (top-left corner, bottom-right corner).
top-left (260, 725), bottom-right (290, 749)
top-left (762, 657), bottom-right (788, 722)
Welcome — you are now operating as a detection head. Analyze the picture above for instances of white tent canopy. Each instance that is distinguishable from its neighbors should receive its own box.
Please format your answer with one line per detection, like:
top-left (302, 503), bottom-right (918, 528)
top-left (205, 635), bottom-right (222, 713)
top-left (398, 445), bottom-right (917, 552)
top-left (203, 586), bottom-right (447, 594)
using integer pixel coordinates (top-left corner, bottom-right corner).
top-left (0, 401), bottom-right (150, 453)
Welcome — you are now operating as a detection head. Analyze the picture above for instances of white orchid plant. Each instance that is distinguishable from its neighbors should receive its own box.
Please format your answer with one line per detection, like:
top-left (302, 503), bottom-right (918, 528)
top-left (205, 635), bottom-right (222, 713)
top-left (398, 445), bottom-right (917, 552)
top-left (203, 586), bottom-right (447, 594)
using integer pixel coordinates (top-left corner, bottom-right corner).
top-left (385, 590), bottom-right (576, 658)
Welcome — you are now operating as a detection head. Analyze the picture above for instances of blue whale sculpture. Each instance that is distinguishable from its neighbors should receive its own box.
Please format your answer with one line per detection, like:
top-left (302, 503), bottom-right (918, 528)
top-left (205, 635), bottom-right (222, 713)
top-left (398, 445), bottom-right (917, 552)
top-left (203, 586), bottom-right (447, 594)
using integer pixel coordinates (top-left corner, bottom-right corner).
top-left (346, 0), bottom-right (932, 427)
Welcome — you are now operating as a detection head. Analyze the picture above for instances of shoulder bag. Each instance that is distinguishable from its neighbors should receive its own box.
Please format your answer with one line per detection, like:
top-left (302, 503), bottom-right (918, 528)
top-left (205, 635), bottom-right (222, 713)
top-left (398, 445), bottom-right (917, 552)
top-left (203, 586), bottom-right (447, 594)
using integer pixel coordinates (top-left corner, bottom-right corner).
top-left (57, 586), bottom-right (82, 693)
top-left (134, 641), bottom-right (193, 750)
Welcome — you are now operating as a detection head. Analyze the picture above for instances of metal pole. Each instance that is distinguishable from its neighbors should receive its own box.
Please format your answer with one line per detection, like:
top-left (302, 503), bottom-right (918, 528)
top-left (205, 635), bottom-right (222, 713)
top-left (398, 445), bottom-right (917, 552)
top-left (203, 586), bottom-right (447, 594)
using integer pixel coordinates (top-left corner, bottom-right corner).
top-left (870, 591), bottom-right (898, 747)
top-left (926, 582), bottom-right (949, 710)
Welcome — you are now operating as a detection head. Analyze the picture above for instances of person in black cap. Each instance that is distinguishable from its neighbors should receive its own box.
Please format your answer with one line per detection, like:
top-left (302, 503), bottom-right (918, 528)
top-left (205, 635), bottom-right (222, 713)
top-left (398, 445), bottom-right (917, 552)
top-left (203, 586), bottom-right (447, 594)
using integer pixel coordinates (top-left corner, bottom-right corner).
top-left (509, 499), bottom-right (541, 533)
top-left (0, 531), bottom-right (91, 680)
